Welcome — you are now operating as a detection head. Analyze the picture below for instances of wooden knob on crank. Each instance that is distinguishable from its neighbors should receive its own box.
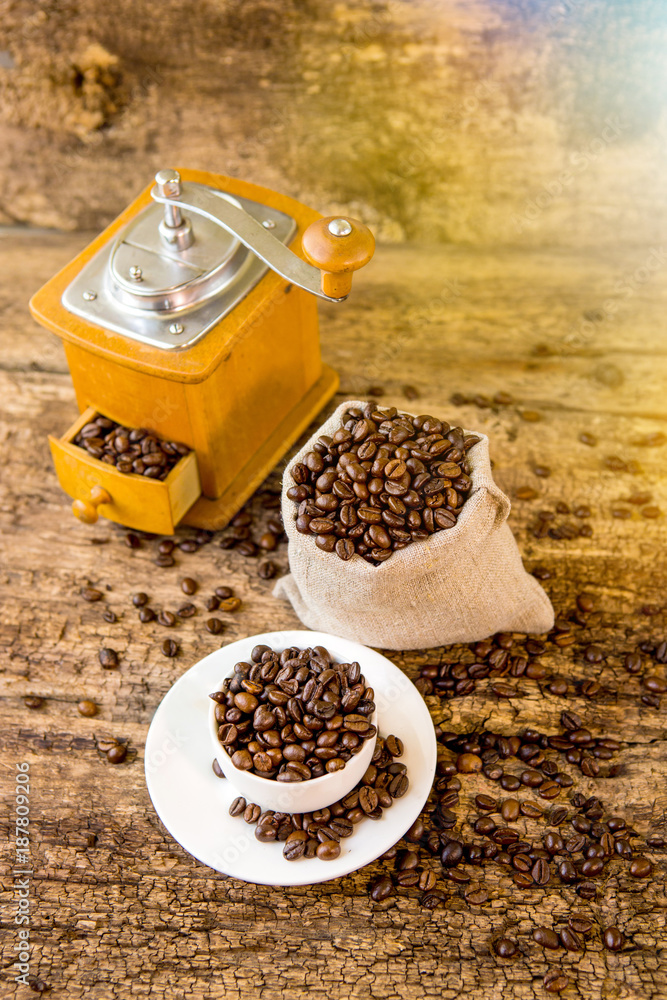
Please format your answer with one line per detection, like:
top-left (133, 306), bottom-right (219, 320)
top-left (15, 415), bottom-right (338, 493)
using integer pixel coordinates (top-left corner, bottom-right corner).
top-left (72, 485), bottom-right (111, 524)
top-left (301, 217), bottom-right (375, 298)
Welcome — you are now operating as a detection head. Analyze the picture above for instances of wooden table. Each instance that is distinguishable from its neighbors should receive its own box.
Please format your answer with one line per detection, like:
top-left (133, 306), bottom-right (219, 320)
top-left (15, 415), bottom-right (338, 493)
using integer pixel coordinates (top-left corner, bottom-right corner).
top-left (1, 230), bottom-right (666, 999)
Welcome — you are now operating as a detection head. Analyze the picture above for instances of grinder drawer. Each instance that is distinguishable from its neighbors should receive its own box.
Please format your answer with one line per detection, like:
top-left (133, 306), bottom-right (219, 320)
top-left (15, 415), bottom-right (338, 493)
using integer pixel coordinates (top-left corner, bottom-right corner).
top-left (49, 407), bottom-right (201, 535)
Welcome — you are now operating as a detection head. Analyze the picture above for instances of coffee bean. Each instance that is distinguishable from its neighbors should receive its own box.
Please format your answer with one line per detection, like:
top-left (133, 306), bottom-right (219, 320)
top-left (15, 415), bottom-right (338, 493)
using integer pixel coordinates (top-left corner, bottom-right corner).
top-left (218, 597), bottom-right (242, 612)
top-left (283, 833), bottom-right (308, 861)
top-left (441, 841), bottom-right (464, 868)
top-left (180, 577), bottom-right (197, 595)
top-left (132, 592), bottom-right (149, 607)
top-left (421, 889), bottom-right (446, 909)
top-left (493, 938), bottom-right (517, 958)
top-left (629, 856), bottom-right (652, 878)
top-left (457, 753), bottom-right (482, 773)
top-left (107, 744), bottom-right (127, 764)
top-left (157, 611), bottom-right (176, 627)
top-left (23, 696), bottom-right (43, 710)
top-left (559, 927), bottom-right (582, 952)
top-left (161, 639), bottom-right (179, 657)
top-left (77, 700), bottom-right (98, 717)
top-left (206, 618), bottom-right (224, 634)
top-left (532, 859), bottom-right (550, 885)
top-left (229, 796), bottom-right (246, 817)
top-left (464, 885), bottom-right (489, 905)
top-left (603, 926), bottom-right (624, 951)
top-left (99, 648), bottom-right (119, 669)
top-left (154, 554), bottom-right (175, 567)
top-left (81, 587), bottom-right (103, 602)
top-left (533, 927), bottom-right (560, 949)
top-left (212, 758), bottom-right (225, 779)
top-left (501, 799), bottom-right (520, 822)
top-left (139, 607), bottom-right (156, 623)
top-left (370, 876), bottom-right (393, 901)
top-left (543, 971), bottom-right (571, 993)
top-left (316, 840), bottom-right (341, 861)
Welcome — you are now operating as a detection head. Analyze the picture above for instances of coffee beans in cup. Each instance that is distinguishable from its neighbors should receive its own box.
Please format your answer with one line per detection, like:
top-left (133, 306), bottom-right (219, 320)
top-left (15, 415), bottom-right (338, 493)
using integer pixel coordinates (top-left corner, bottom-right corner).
top-left (210, 643), bottom-right (377, 781)
top-left (287, 403), bottom-right (479, 565)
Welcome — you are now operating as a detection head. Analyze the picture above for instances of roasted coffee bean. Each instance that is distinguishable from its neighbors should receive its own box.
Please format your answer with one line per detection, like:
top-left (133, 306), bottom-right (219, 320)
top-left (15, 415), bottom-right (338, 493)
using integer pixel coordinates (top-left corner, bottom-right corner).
top-left (421, 889), bottom-right (446, 909)
top-left (219, 597), bottom-right (242, 612)
top-left (457, 753), bottom-right (483, 773)
top-left (316, 840), bottom-right (341, 861)
top-left (177, 603), bottom-right (196, 618)
top-left (98, 648), bottom-right (119, 669)
top-left (559, 927), bottom-right (582, 952)
top-left (500, 799), bottom-right (520, 822)
top-left (603, 926), bottom-right (624, 951)
top-left (23, 696), bottom-right (43, 709)
top-left (533, 927), bottom-right (560, 950)
top-left (493, 938), bottom-right (517, 958)
top-left (158, 611), bottom-right (176, 627)
top-left (132, 592), bottom-right (149, 607)
top-left (161, 639), bottom-right (179, 657)
top-left (229, 796), bottom-right (246, 817)
top-left (180, 577), bottom-right (197, 595)
top-left (77, 700), bottom-right (98, 717)
top-left (212, 758), bottom-right (225, 779)
top-left (464, 885), bottom-right (489, 905)
top-left (154, 554), bottom-right (175, 567)
top-left (532, 859), bottom-right (550, 885)
top-left (139, 607), bottom-right (156, 623)
top-left (81, 587), bottom-right (103, 602)
top-left (543, 971), bottom-right (570, 993)
top-left (107, 744), bottom-right (127, 764)
top-left (629, 856), bottom-right (652, 878)
top-left (206, 618), bottom-right (224, 635)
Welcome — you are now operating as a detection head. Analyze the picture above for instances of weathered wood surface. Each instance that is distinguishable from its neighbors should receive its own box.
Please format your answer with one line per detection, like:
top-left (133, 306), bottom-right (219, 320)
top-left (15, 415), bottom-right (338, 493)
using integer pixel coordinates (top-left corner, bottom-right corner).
top-left (1, 0), bottom-right (666, 249)
top-left (0, 229), bottom-right (666, 999)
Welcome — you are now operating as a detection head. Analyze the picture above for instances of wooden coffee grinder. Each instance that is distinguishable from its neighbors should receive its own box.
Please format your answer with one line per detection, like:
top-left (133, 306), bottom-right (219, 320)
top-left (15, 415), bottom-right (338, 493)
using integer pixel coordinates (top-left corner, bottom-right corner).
top-left (30, 168), bottom-right (374, 534)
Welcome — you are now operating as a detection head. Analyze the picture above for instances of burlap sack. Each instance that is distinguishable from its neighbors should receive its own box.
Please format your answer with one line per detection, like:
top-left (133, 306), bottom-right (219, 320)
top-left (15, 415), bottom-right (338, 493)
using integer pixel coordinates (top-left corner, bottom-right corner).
top-left (273, 401), bottom-right (554, 649)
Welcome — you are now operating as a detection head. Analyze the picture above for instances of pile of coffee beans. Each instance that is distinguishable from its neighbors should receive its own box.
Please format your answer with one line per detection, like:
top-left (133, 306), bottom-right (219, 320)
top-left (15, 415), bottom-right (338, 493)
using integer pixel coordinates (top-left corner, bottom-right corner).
top-left (210, 644), bottom-right (377, 781)
top-left (287, 403), bottom-right (479, 565)
top-left (74, 414), bottom-right (190, 480)
top-left (225, 733), bottom-right (409, 861)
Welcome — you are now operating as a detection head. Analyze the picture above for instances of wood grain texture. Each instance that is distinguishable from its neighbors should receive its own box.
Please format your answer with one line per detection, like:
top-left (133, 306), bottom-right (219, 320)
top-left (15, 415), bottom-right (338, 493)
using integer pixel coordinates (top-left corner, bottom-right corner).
top-left (1, 1), bottom-right (666, 249)
top-left (1, 229), bottom-right (666, 998)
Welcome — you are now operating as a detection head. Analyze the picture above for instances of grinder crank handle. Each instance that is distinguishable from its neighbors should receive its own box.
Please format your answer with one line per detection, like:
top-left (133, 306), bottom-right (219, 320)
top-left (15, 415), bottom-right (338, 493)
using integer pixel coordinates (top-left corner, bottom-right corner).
top-left (151, 172), bottom-right (374, 301)
top-left (72, 485), bottom-right (111, 524)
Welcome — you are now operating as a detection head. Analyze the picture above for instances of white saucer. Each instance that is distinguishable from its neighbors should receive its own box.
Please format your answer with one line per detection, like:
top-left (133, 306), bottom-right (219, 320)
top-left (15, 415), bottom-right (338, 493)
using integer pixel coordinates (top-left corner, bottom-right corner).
top-left (144, 630), bottom-right (437, 886)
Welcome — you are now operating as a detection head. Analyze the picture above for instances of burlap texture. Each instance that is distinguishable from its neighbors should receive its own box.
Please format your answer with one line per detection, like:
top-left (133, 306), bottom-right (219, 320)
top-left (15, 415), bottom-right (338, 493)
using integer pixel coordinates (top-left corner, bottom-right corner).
top-left (273, 401), bottom-right (554, 649)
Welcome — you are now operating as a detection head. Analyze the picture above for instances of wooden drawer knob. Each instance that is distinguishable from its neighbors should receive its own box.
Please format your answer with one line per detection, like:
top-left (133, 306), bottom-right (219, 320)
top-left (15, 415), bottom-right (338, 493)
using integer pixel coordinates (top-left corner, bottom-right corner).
top-left (72, 485), bottom-right (111, 524)
top-left (301, 217), bottom-right (375, 298)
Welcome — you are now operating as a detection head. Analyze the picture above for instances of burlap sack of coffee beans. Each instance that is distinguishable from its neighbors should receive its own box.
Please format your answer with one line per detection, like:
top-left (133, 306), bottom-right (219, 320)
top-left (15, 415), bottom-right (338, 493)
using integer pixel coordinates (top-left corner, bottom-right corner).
top-left (274, 401), bottom-right (554, 649)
